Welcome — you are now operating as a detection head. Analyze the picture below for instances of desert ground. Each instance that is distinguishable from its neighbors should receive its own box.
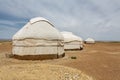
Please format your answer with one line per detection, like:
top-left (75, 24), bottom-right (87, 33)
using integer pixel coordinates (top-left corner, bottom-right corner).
top-left (0, 41), bottom-right (120, 80)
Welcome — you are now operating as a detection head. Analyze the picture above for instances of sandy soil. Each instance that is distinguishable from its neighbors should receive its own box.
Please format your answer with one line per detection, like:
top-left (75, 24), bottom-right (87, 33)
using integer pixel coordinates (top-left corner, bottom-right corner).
top-left (0, 42), bottom-right (120, 80)
top-left (0, 64), bottom-right (92, 80)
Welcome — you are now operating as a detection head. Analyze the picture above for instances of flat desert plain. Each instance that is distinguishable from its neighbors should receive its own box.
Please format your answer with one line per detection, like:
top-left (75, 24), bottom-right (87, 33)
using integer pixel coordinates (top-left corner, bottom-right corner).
top-left (0, 41), bottom-right (120, 80)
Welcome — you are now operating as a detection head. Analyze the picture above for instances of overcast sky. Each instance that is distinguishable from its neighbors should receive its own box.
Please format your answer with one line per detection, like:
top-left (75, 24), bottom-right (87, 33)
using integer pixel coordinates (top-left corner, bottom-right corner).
top-left (0, 0), bottom-right (120, 41)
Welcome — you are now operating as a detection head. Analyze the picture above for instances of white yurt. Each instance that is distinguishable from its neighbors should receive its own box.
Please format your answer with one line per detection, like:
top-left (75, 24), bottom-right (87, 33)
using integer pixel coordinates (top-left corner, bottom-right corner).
top-left (61, 31), bottom-right (83, 50)
top-left (12, 17), bottom-right (65, 60)
top-left (85, 38), bottom-right (95, 44)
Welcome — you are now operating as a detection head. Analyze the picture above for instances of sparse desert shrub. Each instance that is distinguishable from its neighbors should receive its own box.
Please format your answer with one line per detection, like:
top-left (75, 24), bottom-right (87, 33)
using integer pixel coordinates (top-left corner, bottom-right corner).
top-left (71, 56), bottom-right (77, 59)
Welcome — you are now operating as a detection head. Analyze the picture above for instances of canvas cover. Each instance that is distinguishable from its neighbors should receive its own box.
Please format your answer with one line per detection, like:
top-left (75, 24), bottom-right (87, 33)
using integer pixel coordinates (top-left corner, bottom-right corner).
top-left (61, 31), bottom-right (83, 50)
top-left (85, 38), bottom-right (95, 43)
top-left (12, 17), bottom-right (64, 59)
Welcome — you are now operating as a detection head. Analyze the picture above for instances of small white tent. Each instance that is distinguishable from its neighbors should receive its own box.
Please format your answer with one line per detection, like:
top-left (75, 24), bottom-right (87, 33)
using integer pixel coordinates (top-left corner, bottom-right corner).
top-left (12, 17), bottom-right (65, 60)
top-left (85, 38), bottom-right (95, 44)
top-left (61, 31), bottom-right (83, 50)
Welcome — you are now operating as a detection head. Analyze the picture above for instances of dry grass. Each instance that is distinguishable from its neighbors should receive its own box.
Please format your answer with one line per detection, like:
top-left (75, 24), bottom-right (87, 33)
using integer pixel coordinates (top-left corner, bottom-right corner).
top-left (0, 42), bottom-right (120, 80)
top-left (0, 63), bottom-right (92, 80)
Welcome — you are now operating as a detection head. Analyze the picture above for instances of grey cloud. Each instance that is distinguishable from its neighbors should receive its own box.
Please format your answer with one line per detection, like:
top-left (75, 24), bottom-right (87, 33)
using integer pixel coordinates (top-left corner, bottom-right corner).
top-left (0, 25), bottom-right (19, 39)
top-left (0, 0), bottom-right (120, 41)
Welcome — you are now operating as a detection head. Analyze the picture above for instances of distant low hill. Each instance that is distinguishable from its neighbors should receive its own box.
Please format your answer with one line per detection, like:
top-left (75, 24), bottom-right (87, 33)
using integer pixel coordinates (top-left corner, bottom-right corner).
top-left (0, 39), bottom-right (12, 42)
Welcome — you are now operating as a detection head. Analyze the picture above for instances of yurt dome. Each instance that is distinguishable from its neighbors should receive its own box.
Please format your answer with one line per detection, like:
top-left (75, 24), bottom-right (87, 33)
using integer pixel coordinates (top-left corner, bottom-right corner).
top-left (13, 17), bottom-right (62, 40)
top-left (61, 31), bottom-right (83, 50)
top-left (85, 38), bottom-right (95, 44)
top-left (12, 17), bottom-right (65, 60)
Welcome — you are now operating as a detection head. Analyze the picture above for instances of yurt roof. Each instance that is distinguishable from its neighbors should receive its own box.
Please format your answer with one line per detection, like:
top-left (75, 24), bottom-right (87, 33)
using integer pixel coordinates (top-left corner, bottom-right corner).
top-left (13, 17), bottom-right (63, 40)
top-left (29, 17), bottom-right (54, 27)
top-left (61, 31), bottom-right (73, 35)
top-left (61, 31), bottom-right (83, 42)
top-left (85, 38), bottom-right (95, 42)
top-left (30, 17), bottom-right (48, 23)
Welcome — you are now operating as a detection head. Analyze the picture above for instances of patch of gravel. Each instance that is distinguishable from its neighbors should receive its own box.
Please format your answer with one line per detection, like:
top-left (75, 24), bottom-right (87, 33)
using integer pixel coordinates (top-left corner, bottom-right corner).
top-left (0, 63), bottom-right (93, 80)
